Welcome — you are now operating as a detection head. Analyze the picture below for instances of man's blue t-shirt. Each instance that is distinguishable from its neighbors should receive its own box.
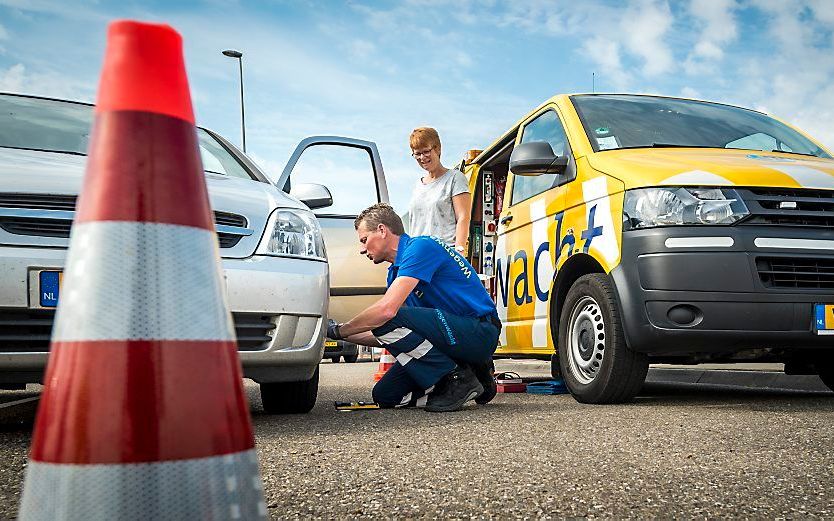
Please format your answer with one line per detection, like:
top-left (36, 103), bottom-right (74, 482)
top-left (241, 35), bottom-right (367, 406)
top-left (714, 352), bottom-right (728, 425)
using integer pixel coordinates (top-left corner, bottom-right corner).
top-left (387, 234), bottom-right (497, 319)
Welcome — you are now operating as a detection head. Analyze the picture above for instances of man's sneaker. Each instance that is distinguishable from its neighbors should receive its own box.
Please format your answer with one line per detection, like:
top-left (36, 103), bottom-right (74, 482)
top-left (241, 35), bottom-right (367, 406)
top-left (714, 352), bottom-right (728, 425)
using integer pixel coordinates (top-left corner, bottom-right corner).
top-left (472, 361), bottom-right (497, 405)
top-left (425, 366), bottom-right (483, 413)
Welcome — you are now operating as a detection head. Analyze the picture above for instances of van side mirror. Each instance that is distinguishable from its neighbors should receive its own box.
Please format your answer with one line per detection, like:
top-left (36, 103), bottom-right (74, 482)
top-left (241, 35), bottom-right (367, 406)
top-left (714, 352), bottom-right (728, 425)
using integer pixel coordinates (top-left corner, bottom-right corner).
top-left (509, 141), bottom-right (569, 176)
top-left (290, 183), bottom-right (333, 210)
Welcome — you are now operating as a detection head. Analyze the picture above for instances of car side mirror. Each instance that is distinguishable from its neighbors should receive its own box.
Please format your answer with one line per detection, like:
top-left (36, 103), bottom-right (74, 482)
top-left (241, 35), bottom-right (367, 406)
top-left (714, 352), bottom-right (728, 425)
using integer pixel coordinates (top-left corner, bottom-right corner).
top-left (509, 141), bottom-right (569, 176)
top-left (290, 183), bottom-right (333, 210)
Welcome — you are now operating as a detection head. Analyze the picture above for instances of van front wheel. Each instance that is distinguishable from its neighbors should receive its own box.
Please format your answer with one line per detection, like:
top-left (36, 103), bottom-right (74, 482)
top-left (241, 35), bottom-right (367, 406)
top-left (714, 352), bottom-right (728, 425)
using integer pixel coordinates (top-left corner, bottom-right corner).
top-left (558, 274), bottom-right (648, 404)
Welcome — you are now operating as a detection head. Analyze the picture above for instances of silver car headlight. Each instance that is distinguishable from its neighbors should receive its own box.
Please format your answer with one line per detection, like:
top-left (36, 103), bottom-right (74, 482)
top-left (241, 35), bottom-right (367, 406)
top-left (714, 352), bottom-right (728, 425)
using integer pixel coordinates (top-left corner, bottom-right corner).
top-left (623, 187), bottom-right (749, 230)
top-left (256, 208), bottom-right (327, 260)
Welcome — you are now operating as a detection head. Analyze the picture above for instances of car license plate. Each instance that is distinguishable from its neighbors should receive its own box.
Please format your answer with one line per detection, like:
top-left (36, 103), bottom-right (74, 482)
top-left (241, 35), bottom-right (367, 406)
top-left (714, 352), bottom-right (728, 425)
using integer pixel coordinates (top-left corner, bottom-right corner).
top-left (814, 304), bottom-right (834, 335)
top-left (39, 271), bottom-right (62, 308)
top-left (325, 340), bottom-right (338, 347)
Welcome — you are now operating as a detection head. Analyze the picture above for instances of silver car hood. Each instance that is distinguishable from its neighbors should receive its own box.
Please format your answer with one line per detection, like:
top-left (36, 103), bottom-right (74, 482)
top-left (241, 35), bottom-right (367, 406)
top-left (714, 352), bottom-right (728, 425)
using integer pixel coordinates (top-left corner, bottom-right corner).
top-left (0, 147), bottom-right (306, 258)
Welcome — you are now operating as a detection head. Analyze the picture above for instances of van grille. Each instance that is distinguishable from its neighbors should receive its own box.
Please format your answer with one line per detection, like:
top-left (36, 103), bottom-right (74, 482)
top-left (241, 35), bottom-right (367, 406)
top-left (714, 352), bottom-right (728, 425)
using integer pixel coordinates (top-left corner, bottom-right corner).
top-left (0, 308), bottom-right (276, 353)
top-left (756, 256), bottom-right (834, 289)
top-left (0, 193), bottom-right (248, 247)
top-left (739, 188), bottom-right (834, 228)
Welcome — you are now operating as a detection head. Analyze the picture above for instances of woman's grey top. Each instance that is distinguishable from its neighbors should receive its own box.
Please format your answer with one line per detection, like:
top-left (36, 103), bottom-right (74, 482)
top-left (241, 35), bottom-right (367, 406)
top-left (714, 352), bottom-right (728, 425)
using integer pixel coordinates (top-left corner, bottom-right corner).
top-left (407, 168), bottom-right (469, 245)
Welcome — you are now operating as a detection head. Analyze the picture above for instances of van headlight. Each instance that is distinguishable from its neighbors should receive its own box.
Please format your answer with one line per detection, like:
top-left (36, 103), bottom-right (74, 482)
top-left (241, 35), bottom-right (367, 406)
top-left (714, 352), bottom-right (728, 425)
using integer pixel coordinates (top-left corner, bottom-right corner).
top-left (256, 208), bottom-right (327, 260)
top-left (623, 187), bottom-right (749, 230)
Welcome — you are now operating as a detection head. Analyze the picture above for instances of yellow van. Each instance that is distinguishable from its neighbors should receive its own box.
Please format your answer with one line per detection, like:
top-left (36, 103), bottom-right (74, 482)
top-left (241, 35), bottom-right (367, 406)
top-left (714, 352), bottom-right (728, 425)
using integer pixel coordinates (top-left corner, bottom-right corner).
top-left (461, 93), bottom-right (834, 403)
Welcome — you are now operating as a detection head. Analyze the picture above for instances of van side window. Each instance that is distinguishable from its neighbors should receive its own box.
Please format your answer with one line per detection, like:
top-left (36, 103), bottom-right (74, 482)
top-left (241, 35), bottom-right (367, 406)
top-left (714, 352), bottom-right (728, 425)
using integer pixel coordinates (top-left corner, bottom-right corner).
top-left (512, 110), bottom-right (569, 204)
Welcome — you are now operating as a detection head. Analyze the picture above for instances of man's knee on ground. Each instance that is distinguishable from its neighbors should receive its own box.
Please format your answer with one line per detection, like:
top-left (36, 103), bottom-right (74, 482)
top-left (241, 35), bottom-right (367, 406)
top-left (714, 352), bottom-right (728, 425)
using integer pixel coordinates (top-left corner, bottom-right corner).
top-left (372, 381), bottom-right (403, 408)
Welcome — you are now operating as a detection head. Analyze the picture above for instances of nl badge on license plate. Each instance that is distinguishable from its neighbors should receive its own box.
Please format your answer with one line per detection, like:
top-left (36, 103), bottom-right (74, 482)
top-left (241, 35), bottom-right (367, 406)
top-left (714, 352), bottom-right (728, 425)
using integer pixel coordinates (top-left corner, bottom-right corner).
top-left (39, 271), bottom-right (62, 308)
top-left (814, 304), bottom-right (834, 335)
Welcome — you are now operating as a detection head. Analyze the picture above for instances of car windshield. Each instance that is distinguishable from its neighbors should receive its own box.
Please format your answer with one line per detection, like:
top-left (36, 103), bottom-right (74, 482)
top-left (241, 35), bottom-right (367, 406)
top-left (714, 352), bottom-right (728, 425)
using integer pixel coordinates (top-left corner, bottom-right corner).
top-left (570, 94), bottom-right (831, 158)
top-left (0, 93), bottom-right (254, 179)
top-left (0, 94), bottom-right (93, 155)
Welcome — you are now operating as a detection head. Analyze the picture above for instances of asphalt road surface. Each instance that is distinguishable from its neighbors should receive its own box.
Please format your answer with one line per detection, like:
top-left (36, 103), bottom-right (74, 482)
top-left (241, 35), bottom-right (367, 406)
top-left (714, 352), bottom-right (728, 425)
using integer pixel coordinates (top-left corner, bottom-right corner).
top-left (1, 360), bottom-right (832, 519)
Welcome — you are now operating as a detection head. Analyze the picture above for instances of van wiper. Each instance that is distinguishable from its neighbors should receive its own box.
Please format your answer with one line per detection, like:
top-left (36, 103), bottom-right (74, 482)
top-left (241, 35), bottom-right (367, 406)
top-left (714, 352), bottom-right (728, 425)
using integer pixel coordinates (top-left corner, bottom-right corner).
top-left (612, 144), bottom-right (722, 151)
top-left (768, 149), bottom-right (820, 158)
top-left (650, 143), bottom-right (719, 149)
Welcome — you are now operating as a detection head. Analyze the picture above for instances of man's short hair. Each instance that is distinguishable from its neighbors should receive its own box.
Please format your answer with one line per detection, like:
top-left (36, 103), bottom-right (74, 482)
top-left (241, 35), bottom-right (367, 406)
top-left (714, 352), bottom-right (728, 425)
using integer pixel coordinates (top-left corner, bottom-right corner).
top-left (355, 203), bottom-right (405, 235)
top-left (409, 127), bottom-right (441, 155)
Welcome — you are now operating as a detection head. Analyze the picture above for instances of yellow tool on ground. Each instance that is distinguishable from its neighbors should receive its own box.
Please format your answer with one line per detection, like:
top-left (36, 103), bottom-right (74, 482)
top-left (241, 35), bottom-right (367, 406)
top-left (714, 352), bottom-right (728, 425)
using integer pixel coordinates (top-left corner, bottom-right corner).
top-left (334, 401), bottom-right (380, 411)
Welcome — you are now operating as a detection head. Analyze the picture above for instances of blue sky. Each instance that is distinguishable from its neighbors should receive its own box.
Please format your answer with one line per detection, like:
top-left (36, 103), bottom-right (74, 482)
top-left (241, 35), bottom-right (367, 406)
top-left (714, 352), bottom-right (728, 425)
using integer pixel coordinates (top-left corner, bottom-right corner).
top-left (1, 0), bottom-right (833, 210)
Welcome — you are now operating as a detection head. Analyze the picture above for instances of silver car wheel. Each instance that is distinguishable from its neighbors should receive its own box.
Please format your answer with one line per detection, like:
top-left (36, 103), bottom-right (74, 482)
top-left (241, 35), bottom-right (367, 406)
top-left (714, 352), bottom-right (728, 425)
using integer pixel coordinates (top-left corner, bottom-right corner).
top-left (567, 296), bottom-right (606, 385)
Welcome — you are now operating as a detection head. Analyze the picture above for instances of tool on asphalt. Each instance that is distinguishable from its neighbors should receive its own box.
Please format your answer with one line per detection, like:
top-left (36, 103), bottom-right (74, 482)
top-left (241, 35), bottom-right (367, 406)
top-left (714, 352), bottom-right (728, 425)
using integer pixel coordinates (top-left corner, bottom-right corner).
top-left (495, 371), bottom-right (527, 393)
top-left (526, 380), bottom-right (568, 395)
top-left (334, 401), bottom-right (381, 411)
top-left (19, 20), bottom-right (267, 520)
top-left (373, 348), bottom-right (396, 381)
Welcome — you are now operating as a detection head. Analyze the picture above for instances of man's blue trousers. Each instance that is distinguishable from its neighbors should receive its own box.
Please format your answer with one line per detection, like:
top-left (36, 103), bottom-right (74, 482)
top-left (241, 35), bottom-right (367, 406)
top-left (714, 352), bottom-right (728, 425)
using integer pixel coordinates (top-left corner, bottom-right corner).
top-left (371, 307), bottom-right (499, 407)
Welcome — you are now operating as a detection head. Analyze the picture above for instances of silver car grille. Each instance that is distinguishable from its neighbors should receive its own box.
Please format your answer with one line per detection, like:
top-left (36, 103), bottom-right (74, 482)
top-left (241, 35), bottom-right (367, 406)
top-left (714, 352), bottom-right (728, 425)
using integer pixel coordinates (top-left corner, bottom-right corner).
top-left (0, 193), bottom-right (253, 248)
top-left (0, 308), bottom-right (277, 353)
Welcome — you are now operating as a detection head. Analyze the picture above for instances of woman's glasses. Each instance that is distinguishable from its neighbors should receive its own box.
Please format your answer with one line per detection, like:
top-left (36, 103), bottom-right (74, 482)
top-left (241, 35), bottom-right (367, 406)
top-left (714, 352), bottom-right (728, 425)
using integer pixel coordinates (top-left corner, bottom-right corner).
top-left (411, 147), bottom-right (434, 159)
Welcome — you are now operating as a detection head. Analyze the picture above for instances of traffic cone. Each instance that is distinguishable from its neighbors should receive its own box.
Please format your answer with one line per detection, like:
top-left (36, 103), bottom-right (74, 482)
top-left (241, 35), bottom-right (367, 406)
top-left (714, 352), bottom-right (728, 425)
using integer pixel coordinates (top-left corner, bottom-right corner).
top-left (373, 349), bottom-right (397, 381)
top-left (19, 21), bottom-right (267, 520)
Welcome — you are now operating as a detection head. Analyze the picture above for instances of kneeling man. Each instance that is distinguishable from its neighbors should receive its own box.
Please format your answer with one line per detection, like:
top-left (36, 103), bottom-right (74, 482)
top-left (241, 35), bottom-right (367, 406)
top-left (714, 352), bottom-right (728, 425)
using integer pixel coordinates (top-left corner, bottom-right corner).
top-left (327, 203), bottom-right (500, 412)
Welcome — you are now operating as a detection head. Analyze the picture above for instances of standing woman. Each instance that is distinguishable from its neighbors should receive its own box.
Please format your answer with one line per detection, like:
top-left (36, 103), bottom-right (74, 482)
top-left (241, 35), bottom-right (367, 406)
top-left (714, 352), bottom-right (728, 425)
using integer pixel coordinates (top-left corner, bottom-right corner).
top-left (407, 127), bottom-right (471, 253)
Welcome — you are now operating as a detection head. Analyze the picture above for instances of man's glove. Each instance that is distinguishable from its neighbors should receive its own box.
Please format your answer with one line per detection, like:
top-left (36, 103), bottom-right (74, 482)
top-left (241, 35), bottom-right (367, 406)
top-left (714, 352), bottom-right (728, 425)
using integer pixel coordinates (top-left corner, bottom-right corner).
top-left (327, 319), bottom-right (344, 340)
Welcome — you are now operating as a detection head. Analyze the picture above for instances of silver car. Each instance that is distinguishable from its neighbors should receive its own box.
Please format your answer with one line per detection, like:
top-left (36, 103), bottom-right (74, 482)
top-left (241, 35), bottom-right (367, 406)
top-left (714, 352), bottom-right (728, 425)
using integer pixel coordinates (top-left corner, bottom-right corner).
top-left (0, 92), bottom-right (386, 414)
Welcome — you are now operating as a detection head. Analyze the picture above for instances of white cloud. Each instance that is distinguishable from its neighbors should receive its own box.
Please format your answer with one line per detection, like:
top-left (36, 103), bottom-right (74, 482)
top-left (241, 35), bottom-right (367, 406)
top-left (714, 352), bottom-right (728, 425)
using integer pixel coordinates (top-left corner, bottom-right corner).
top-left (683, 0), bottom-right (738, 75)
top-left (687, 0), bottom-right (737, 59)
top-left (348, 39), bottom-right (375, 61)
top-left (679, 86), bottom-right (702, 99)
top-left (729, 1), bottom-right (834, 150)
top-left (0, 23), bottom-right (8, 40)
top-left (0, 63), bottom-right (93, 100)
top-left (582, 36), bottom-right (631, 91)
top-left (622, 0), bottom-right (674, 76)
top-left (807, 0), bottom-right (834, 25)
top-left (0, 63), bottom-right (24, 91)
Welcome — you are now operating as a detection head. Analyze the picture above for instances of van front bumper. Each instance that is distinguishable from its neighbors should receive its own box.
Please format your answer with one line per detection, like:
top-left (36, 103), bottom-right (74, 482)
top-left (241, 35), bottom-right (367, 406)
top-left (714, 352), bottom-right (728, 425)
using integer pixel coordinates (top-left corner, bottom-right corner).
top-left (612, 227), bottom-right (834, 355)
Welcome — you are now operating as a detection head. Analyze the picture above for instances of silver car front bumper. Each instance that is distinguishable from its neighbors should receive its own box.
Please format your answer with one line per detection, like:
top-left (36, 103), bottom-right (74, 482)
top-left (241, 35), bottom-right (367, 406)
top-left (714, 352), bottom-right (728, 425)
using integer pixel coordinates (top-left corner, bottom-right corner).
top-left (0, 246), bottom-right (328, 384)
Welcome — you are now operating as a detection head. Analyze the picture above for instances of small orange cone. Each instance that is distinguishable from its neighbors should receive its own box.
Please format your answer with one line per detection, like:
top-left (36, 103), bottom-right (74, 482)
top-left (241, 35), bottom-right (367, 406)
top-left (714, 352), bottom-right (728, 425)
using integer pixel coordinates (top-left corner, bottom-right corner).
top-left (373, 349), bottom-right (396, 381)
top-left (19, 20), bottom-right (266, 520)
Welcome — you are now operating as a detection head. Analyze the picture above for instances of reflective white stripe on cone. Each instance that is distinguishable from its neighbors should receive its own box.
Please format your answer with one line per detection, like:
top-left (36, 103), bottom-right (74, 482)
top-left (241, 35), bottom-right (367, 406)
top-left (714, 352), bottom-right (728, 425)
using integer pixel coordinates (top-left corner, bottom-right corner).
top-left (22, 450), bottom-right (267, 520)
top-left (55, 222), bottom-right (232, 341)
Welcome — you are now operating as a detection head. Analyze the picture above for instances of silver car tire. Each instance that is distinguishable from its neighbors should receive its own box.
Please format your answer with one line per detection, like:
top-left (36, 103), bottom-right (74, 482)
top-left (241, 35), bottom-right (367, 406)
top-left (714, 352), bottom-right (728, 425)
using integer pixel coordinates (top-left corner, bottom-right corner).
top-left (260, 367), bottom-right (319, 414)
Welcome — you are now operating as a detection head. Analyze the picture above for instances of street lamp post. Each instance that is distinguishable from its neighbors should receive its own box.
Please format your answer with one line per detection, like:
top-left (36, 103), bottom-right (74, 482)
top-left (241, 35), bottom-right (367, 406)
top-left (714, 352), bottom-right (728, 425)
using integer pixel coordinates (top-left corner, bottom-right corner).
top-left (222, 49), bottom-right (246, 153)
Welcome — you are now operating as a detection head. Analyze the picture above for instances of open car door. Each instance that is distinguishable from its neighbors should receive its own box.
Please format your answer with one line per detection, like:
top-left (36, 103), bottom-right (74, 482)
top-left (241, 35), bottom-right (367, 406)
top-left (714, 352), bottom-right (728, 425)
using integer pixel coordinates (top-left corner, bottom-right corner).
top-left (276, 136), bottom-right (389, 323)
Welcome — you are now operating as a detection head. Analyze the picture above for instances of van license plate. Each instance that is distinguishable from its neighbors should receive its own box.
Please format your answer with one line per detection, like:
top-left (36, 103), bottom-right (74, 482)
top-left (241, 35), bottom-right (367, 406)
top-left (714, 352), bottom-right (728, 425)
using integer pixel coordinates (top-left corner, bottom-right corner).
top-left (814, 304), bottom-right (834, 335)
top-left (325, 340), bottom-right (338, 347)
top-left (39, 271), bottom-right (62, 308)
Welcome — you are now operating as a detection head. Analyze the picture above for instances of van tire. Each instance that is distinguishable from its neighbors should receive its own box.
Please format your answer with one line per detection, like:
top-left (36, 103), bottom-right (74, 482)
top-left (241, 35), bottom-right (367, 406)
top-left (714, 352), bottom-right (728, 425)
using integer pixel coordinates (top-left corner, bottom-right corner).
top-left (344, 354), bottom-right (359, 363)
top-left (558, 274), bottom-right (648, 403)
top-left (260, 367), bottom-right (319, 414)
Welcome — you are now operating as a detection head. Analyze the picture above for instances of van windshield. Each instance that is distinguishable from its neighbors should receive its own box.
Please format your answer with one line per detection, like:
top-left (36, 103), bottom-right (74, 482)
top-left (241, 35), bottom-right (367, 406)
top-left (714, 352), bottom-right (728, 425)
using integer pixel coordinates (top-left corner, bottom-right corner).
top-left (570, 94), bottom-right (831, 158)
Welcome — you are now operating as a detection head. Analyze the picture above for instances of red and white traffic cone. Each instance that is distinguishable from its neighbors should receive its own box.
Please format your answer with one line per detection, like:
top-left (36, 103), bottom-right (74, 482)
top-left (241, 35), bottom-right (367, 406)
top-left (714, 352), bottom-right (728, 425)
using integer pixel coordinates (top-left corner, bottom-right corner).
top-left (373, 349), bottom-right (396, 381)
top-left (19, 21), bottom-right (266, 520)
